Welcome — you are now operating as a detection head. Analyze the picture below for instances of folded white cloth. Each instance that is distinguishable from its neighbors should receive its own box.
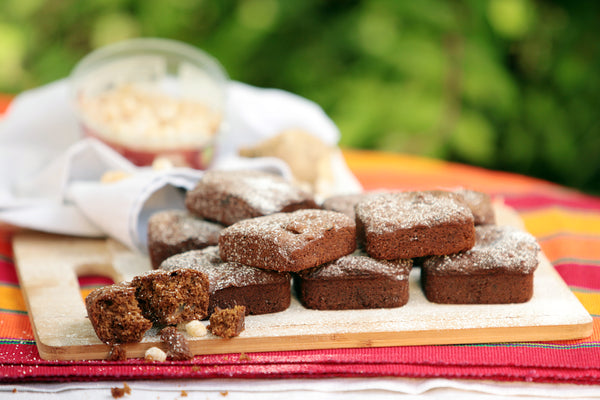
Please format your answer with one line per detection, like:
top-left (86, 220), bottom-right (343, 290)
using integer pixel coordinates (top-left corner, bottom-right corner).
top-left (0, 79), bottom-right (361, 252)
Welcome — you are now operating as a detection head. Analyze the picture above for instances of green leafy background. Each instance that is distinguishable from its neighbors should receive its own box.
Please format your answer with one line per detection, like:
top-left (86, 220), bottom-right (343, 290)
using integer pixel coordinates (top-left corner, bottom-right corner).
top-left (1, 0), bottom-right (598, 194)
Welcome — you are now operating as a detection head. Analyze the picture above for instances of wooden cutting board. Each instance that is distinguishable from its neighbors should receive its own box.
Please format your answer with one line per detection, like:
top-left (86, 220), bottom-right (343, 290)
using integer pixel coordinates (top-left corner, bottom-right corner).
top-left (13, 203), bottom-right (593, 361)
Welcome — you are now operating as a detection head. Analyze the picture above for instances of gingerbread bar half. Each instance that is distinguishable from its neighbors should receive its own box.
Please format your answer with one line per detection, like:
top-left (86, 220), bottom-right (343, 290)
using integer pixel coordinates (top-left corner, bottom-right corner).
top-left (161, 247), bottom-right (291, 316)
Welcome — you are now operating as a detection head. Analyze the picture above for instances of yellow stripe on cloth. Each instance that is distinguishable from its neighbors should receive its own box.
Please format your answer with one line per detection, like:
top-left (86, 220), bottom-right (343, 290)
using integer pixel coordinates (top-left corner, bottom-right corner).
top-left (0, 286), bottom-right (27, 313)
top-left (521, 208), bottom-right (600, 238)
top-left (573, 291), bottom-right (600, 317)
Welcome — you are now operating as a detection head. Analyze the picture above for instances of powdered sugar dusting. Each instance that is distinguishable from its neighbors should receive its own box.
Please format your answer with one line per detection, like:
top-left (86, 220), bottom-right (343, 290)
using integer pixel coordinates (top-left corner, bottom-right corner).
top-left (161, 247), bottom-right (289, 291)
top-left (302, 249), bottom-right (412, 281)
top-left (148, 210), bottom-right (223, 245)
top-left (356, 191), bottom-right (473, 234)
top-left (202, 170), bottom-right (314, 215)
top-left (424, 225), bottom-right (540, 275)
top-left (219, 209), bottom-right (356, 270)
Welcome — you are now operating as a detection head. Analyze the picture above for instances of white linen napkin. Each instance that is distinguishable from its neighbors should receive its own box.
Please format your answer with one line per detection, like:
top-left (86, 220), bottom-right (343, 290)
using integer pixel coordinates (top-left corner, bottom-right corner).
top-left (0, 79), bottom-right (361, 252)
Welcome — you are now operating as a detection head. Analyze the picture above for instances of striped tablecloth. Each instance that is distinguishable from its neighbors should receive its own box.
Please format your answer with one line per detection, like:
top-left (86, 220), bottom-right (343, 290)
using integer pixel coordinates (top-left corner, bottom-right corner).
top-left (0, 96), bottom-right (598, 384)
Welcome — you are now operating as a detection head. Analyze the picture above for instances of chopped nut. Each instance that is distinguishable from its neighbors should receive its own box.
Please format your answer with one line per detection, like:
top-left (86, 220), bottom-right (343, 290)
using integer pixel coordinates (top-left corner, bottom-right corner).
top-left (144, 346), bottom-right (167, 362)
top-left (79, 83), bottom-right (220, 149)
top-left (152, 156), bottom-right (175, 171)
top-left (185, 320), bottom-right (208, 337)
top-left (100, 170), bottom-right (131, 184)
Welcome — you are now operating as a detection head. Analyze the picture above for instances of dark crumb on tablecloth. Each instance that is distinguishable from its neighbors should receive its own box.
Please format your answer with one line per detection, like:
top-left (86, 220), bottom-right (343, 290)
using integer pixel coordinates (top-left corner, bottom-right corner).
top-left (110, 382), bottom-right (131, 398)
top-left (12, 388), bottom-right (16, 393)
top-left (107, 344), bottom-right (127, 361)
top-left (160, 326), bottom-right (193, 360)
top-left (208, 306), bottom-right (246, 338)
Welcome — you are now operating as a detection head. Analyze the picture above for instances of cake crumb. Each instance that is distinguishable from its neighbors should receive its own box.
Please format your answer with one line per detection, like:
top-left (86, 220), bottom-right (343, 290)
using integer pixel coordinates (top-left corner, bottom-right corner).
top-left (108, 344), bottom-right (127, 361)
top-left (239, 352), bottom-right (251, 361)
top-left (110, 382), bottom-right (131, 398)
top-left (220, 391), bottom-right (229, 396)
top-left (208, 306), bottom-right (246, 339)
top-left (160, 326), bottom-right (193, 360)
top-left (180, 389), bottom-right (188, 397)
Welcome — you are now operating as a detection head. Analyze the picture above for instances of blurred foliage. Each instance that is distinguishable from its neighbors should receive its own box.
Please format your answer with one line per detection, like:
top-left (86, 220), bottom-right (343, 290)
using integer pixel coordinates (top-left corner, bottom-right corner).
top-left (0, 0), bottom-right (599, 193)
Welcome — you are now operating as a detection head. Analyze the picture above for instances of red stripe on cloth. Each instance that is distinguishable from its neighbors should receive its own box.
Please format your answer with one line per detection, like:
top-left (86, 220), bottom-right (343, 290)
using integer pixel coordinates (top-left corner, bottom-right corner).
top-left (554, 263), bottom-right (600, 291)
top-left (0, 259), bottom-right (19, 285)
top-left (2, 338), bottom-right (599, 382)
top-left (77, 275), bottom-right (114, 288)
top-left (504, 193), bottom-right (600, 212)
top-left (1, 354), bottom-right (599, 384)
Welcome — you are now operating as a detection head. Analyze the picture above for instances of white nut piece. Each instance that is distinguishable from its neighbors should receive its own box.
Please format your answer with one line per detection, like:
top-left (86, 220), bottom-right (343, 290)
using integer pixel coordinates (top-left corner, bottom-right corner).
top-left (144, 346), bottom-right (167, 362)
top-left (100, 170), bottom-right (131, 184)
top-left (79, 83), bottom-right (221, 149)
top-left (185, 320), bottom-right (207, 337)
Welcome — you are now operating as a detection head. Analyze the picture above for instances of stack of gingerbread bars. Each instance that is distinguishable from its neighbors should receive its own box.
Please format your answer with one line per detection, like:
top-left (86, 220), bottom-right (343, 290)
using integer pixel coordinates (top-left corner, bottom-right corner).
top-left (86, 170), bottom-right (540, 350)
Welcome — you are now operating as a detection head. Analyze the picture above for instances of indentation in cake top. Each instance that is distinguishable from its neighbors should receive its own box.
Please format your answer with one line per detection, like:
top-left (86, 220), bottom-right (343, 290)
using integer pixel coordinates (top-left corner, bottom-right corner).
top-left (424, 225), bottom-right (540, 275)
top-left (148, 210), bottom-right (223, 245)
top-left (224, 209), bottom-right (353, 250)
top-left (356, 191), bottom-right (473, 233)
top-left (161, 247), bottom-right (289, 291)
top-left (300, 249), bottom-right (412, 280)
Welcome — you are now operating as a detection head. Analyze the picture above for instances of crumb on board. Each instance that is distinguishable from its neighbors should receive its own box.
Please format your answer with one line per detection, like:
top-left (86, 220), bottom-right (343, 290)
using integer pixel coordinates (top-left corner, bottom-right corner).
top-left (110, 382), bottom-right (131, 398)
top-left (160, 326), bottom-right (193, 360)
top-left (208, 306), bottom-right (246, 339)
top-left (108, 344), bottom-right (127, 361)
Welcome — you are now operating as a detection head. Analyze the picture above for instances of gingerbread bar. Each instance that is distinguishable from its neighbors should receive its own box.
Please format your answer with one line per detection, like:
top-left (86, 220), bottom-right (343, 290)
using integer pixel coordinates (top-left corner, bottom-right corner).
top-left (219, 209), bottom-right (356, 272)
top-left (185, 170), bottom-right (319, 226)
top-left (355, 191), bottom-right (476, 260)
top-left (421, 225), bottom-right (540, 304)
top-left (147, 209), bottom-right (223, 269)
top-left (454, 188), bottom-right (495, 225)
top-left (295, 250), bottom-right (413, 310)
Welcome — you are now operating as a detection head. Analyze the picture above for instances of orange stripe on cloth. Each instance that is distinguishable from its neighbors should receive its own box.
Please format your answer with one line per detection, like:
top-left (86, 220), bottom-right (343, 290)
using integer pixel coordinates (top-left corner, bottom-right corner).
top-left (0, 286), bottom-right (27, 313)
top-left (0, 313), bottom-right (34, 341)
top-left (521, 208), bottom-right (600, 238)
top-left (539, 236), bottom-right (600, 264)
top-left (342, 149), bottom-right (556, 195)
top-left (0, 94), bottom-right (12, 116)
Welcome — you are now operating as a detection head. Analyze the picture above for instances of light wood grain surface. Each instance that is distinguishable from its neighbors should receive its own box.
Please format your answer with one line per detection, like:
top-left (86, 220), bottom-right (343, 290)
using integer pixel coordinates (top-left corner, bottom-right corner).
top-left (12, 203), bottom-right (593, 360)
